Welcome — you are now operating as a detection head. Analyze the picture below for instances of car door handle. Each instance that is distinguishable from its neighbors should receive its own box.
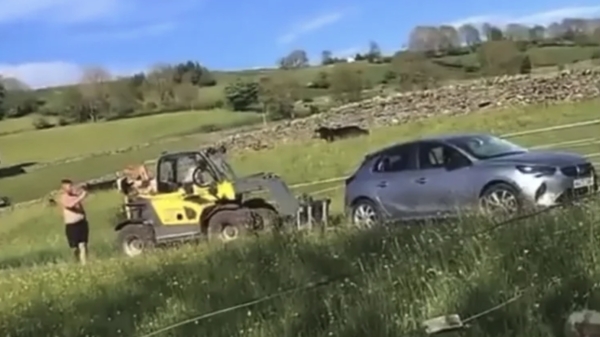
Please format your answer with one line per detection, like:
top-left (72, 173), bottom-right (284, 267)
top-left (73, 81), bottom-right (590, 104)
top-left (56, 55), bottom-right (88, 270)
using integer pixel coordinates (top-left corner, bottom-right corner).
top-left (377, 181), bottom-right (388, 188)
top-left (415, 177), bottom-right (427, 184)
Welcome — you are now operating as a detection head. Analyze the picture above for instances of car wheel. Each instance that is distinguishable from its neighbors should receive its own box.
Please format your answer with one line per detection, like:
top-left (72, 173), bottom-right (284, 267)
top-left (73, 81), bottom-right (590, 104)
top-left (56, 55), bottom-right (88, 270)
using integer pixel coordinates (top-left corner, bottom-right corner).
top-left (479, 183), bottom-right (523, 219)
top-left (207, 210), bottom-right (250, 243)
top-left (117, 224), bottom-right (155, 257)
top-left (350, 199), bottom-right (381, 229)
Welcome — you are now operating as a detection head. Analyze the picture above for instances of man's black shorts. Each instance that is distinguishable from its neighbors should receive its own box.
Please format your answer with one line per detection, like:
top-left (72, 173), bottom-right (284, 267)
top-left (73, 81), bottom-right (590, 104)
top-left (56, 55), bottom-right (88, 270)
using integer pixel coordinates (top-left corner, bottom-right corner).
top-left (65, 219), bottom-right (89, 248)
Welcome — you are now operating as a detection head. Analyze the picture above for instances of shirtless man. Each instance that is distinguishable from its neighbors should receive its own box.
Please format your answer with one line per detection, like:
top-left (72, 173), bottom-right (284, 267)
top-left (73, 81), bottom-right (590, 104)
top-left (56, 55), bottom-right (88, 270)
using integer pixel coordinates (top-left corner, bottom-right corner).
top-left (58, 179), bottom-right (89, 265)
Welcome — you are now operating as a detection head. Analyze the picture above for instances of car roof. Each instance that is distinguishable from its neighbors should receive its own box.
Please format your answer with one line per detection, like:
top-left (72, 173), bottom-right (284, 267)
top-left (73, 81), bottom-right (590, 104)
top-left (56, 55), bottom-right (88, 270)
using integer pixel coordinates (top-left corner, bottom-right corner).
top-left (365, 133), bottom-right (493, 158)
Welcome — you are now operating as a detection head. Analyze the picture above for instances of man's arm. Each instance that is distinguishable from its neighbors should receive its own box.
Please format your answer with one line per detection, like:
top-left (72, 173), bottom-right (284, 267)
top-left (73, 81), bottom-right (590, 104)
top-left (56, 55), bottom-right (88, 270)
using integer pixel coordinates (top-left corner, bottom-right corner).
top-left (60, 190), bottom-right (87, 208)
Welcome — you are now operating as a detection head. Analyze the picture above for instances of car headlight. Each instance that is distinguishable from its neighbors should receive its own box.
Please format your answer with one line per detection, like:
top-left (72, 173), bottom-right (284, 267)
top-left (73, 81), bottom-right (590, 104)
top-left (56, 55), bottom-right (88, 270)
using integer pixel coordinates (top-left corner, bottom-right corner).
top-left (516, 165), bottom-right (556, 176)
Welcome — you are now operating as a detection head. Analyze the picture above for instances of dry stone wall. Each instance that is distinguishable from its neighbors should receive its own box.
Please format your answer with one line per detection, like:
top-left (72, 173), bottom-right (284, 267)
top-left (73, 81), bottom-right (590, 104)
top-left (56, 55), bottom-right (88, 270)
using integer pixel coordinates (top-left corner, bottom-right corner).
top-left (2, 69), bottom-right (600, 213)
top-left (215, 69), bottom-right (600, 152)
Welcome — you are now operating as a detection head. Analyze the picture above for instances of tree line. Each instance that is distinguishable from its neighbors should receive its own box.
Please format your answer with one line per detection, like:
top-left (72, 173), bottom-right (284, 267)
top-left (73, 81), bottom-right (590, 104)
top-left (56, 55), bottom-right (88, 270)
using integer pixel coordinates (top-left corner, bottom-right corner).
top-left (0, 61), bottom-right (217, 127)
top-left (1, 17), bottom-right (599, 129)
top-left (275, 17), bottom-right (600, 69)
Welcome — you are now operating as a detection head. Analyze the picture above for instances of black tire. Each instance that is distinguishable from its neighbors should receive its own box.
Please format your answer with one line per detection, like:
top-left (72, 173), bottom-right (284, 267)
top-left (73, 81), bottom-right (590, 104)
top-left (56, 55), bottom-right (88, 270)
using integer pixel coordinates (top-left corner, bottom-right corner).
top-left (350, 198), bottom-right (382, 228)
top-left (117, 224), bottom-right (155, 257)
top-left (251, 207), bottom-right (282, 231)
top-left (479, 182), bottom-right (524, 218)
top-left (207, 210), bottom-right (250, 242)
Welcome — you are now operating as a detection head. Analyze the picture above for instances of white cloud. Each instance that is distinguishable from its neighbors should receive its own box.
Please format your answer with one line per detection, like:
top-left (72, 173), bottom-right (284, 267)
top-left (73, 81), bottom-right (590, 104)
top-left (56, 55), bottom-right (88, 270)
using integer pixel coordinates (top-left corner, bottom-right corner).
top-left (0, 62), bottom-right (143, 89)
top-left (450, 5), bottom-right (600, 28)
top-left (278, 8), bottom-right (356, 44)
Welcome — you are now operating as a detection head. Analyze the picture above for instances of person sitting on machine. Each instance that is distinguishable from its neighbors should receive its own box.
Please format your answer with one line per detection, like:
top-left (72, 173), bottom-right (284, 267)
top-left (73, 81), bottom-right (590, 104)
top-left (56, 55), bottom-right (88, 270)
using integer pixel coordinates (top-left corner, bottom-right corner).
top-left (181, 156), bottom-right (214, 194)
top-left (122, 164), bottom-right (157, 196)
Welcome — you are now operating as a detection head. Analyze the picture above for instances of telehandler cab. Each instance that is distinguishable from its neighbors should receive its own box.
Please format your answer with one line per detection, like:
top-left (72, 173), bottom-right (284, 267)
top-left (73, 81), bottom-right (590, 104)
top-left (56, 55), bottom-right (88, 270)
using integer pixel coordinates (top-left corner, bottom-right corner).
top-left (114, 147), bottom-right (330, 257)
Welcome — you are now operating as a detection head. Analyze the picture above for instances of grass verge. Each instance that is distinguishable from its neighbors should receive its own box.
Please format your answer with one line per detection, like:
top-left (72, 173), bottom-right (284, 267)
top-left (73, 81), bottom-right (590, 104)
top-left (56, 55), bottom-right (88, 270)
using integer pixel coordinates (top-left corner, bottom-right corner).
top-left (0, 202), bottom-right (599, 336)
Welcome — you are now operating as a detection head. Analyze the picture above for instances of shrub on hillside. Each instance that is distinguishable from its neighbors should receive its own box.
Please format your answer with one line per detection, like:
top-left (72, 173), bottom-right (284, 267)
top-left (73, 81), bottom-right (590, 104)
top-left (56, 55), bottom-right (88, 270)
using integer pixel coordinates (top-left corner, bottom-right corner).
top-left (478, 40), bottom-right (527, 76)
top-left (329, 64), bottom-right (364, 103)
top-left (520, 55), bottom-right (532, 74)
top-left (32, 116), bottom-right (55, 130)
top-left (307, 71), bottom-right (330, 89)
top-left (223, 79), bottom-right (260, 111)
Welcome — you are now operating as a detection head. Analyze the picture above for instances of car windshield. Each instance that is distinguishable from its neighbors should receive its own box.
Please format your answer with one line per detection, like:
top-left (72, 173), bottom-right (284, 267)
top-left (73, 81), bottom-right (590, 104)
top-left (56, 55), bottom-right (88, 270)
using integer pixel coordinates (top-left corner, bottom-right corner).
top-left (446, 135), bottom-right (527, 160)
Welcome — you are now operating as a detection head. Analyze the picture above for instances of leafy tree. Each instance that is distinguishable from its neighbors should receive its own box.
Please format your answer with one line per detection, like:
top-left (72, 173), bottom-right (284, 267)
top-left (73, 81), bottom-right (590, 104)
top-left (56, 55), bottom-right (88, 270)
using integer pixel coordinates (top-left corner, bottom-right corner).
top-left (173, 61), bottom-right (216, 87)
top-left (529, 25), bottom-right (546, 41)
top-left (478, 40), bottom-right (526, 76)
top-left (458, 24), bottom-right (481, 46)
top-left (174, 83), bottom-right (199, 110)
top-left (392, 51), bottom-right (440, 91)
top-left (60, 87), bottom-right (87, 123)
top-left (79, 66), bottom-right (112, 121)
top-left (3, 90), bottom-right (40, 118)
top-left (482, 23), bottom-right (504, 41)
top-left (329, 64), bottom-right (364, 103)
top-left (321, 50), bottom-right (333, 65)
top-left (367, 40), bottom-right (382, 62)
top-left (438, 25), bottom-right (461, 50)
top-left (32, 116), bottom-right (54, 129)
top-left (278, 50), bottom-right (309, 69)
top-left (520, 55), bottom-right (532, 74)
top-left (258, 75), bottom-right (301, 120)
top-left (143, 64), bottom-right (176, 106)
top-left (224, 79), bottom-right (259, 111)
top-left (106, 81), bottom-right (139, 119)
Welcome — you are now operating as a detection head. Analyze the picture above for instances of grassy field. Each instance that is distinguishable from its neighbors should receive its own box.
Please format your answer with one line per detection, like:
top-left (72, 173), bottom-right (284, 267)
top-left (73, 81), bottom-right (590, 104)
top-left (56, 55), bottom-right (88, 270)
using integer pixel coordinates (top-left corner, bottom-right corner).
top-left (2, 43), bottom-right (600, 336)
top-left (27, 45), bottom-right (600, 113)
top-left (0, 115), bottom-right (40, 136)
top-left (0, 109), bottom-right (262, 165)
top-left (0, 201), bottom-right (599, 336)
top-left (1, 99), bottom-right (599, 204)
top-left (0, 99), bottom-right (599, 265)
top-left (1, 98), bottom-right (600, 335)
top-left (0, 97), bottom-right (600, 202)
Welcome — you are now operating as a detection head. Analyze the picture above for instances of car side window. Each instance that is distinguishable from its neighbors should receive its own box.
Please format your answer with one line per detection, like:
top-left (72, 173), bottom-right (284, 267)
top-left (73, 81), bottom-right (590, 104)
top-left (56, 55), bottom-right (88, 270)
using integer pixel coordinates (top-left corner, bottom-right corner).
top-left (419, 142), bottom-right (470, 170)
top-left (373, 145), bottom-right (416, 173)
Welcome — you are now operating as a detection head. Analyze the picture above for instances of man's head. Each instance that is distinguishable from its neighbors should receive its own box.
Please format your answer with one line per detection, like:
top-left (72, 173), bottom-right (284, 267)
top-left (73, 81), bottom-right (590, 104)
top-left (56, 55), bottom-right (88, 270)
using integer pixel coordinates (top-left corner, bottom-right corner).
top-left (61, 179), bottom-right (74, 193)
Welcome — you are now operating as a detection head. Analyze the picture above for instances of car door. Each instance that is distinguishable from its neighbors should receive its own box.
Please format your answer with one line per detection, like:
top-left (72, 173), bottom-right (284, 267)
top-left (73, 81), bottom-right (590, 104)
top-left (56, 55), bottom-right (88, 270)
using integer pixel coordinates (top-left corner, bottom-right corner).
top-left (371, 143), bottom-right (422, 219)
top-left (414, 141), bottom-right (474, 216)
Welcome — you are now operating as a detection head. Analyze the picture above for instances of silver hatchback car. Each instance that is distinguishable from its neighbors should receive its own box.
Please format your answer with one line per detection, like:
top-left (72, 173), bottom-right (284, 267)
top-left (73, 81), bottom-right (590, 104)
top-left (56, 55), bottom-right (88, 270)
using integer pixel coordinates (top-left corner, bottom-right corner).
top-left (344, 133), bottom-right (598, 226)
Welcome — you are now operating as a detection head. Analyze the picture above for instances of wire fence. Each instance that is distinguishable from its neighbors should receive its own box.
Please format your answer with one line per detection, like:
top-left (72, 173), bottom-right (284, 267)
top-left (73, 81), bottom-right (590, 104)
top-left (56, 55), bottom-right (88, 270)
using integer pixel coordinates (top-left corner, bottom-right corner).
top-left (139, 189), bottom-right (600, 337)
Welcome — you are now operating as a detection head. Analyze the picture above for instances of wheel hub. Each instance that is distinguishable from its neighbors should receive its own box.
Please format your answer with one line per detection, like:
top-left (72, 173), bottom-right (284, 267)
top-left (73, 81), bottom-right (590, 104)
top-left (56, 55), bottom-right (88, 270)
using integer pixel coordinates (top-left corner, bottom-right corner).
top-left (353, 204), bottom-right (376, 228)
top-left (123, 237), bottom-right (144, 257)
top-left (221, 226), bottom-right (239, 241)
top-left (481, 189), bottom-right (518, 217)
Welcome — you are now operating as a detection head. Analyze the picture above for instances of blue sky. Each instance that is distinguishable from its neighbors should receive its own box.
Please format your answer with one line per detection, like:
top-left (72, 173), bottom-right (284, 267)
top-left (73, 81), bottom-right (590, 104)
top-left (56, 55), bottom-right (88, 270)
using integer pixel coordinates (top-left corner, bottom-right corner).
top-left (1, 0), bottom-right (600, 88)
